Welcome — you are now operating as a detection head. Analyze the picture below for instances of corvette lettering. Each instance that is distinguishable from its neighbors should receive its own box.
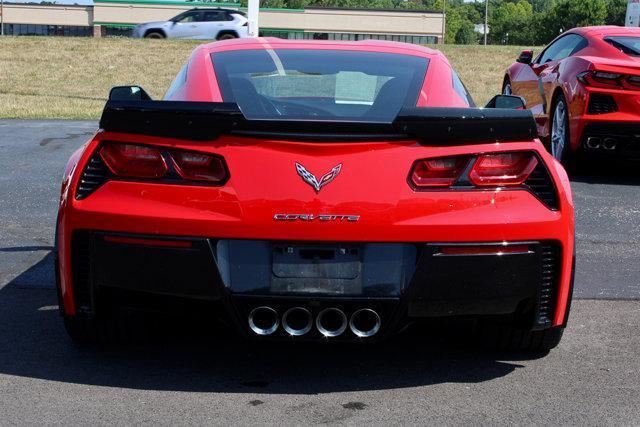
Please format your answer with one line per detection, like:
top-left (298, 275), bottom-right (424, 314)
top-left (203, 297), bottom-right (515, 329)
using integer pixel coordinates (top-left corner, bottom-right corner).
top-left (273, 214), bottom-right (360, 222)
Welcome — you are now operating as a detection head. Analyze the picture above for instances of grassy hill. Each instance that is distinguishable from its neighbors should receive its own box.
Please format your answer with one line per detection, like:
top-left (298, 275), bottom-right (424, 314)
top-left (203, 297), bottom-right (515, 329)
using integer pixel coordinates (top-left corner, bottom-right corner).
top-left (0, 36), bottom-right (533, 119)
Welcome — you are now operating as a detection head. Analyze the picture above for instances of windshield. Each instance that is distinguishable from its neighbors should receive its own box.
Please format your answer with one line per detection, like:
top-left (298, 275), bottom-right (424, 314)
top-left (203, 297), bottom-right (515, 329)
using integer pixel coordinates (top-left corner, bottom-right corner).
top-left (212, 49), bottom-right (428, 122)
top-left (604, 36), bottom-right (640, 56)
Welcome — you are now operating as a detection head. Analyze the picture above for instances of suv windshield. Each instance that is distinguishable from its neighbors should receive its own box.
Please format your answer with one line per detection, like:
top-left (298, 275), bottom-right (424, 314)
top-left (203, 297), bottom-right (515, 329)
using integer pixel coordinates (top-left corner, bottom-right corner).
top-left (604, 36), bottom-right (640, 56)
top-left (212, 49), bottom-right (428, 122)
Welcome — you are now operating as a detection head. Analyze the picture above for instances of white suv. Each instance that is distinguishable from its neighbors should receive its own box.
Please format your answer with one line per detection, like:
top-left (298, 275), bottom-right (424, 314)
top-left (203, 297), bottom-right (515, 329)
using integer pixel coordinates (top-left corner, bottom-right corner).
top-left (132, 8), bottom-right (249, 40)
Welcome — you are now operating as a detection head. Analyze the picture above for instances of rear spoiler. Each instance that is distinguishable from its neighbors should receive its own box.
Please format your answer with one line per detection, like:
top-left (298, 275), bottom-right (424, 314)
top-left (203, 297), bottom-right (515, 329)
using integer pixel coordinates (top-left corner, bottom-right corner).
top-left (99, 100), bottom-right (537, 144)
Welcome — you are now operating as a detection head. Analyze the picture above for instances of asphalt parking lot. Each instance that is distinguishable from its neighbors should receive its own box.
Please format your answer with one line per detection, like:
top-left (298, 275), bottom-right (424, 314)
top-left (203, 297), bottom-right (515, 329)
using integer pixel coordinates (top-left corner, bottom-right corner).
top-left (0, 119), bottom-right (639, 424)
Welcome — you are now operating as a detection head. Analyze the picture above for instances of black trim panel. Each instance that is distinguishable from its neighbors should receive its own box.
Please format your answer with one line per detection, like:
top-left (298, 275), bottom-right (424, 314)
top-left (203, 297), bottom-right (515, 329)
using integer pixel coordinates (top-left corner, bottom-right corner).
top-left (99, 100), bottom-right (537, 144)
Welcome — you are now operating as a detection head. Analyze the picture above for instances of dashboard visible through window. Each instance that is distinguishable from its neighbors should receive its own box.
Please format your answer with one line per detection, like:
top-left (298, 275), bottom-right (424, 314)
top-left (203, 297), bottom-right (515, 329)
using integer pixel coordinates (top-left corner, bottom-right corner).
top-left (212, 49), bottom-right (429, 122)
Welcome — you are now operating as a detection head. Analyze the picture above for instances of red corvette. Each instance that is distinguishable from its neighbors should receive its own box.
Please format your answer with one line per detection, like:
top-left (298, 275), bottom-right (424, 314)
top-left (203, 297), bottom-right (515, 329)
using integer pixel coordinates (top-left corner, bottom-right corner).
top-left (504, 26), bottom-right (640, 165)
top-left (56, 39), bottom-right (574, 351)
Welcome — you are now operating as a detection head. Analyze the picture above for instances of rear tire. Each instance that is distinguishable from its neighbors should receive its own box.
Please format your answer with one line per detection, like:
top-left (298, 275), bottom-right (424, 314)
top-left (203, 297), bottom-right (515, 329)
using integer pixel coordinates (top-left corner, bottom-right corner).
top-left (63, 310), bottom-right (134, 345)
top-left (144, 31), bottom-right (165, 39)
top-left (217, 33), bottom-right (237, 41)
top-left (56, 255), bottom-right (129, 345)
top-left (484, 325), bottom-right (564, 352)
top-left (549, 94), bottom-right (576, 170)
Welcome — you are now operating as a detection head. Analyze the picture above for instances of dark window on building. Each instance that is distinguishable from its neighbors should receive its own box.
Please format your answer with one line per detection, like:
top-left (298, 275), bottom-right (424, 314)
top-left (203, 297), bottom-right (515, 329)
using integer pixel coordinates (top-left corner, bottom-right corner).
top-left (4, 23), bottom-right (91, 37)
top-left (105, 26), bottom-right (134, 38)
top-left (259, 29), bottom-right (437, 45)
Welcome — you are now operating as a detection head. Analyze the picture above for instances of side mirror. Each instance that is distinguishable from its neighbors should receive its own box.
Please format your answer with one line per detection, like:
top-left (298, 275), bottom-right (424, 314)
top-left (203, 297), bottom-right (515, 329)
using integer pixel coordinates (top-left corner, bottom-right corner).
top-left (517, 50), bottom-right (534, 65)
top-left (108, 86), bottom-right (152, 101)
top-left (485, 95), bottom-right (526, 110)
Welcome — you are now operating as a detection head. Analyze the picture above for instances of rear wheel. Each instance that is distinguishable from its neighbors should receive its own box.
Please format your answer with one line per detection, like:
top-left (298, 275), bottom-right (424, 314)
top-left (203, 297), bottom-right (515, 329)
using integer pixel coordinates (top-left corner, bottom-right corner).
top-left (550, 95), bottom-right (574, 168)
top-left (144, 31), bottom-right (165, 39)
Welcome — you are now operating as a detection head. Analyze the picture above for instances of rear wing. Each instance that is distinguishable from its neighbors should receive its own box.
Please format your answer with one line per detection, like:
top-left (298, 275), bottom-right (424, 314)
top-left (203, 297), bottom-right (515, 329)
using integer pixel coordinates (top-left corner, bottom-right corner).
top-left (99, 100), bottom-right (537, 145)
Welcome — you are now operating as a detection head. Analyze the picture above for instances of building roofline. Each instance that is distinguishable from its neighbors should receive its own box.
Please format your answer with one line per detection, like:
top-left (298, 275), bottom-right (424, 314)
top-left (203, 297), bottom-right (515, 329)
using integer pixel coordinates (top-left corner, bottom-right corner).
top-left (304, 6), bottom-right (442, 14)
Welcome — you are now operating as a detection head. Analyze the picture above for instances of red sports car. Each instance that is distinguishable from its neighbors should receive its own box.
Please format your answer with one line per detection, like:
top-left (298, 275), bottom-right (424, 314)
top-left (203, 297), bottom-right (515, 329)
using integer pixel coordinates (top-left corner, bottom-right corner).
top-left (56, 38), bottom-right (574, 351)
top-left (504, 26), bottom-right (640, 166)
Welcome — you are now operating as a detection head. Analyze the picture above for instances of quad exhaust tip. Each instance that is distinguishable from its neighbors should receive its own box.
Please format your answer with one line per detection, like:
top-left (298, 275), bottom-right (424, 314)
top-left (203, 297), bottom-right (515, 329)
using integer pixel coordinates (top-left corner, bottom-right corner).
top-left (586, 137), bottom-right (618, 151)
top-left (603, 138), bottom-right (617, 151)
top-left (248, 306), bottom-right (279, 336)
top-left (349, 308), bottom-right (381, 338)
top-left (316, 307), bottom-right (348, 337)
top-left (282, 307), bottom-right (313, 336)
top-left (586, 137), bottom-right (601, 150)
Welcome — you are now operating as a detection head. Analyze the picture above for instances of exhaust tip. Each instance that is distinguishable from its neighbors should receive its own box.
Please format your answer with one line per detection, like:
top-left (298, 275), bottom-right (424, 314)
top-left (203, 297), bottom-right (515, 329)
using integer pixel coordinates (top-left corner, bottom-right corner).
top-left (586, 137), bottom-right (601, 150)
top-left (282, 307), bottom-right (313, 336)
top-left (316, 308), bottom-right (347, 338)
top-left (603, 138), bottom-right (617, 151)
top-left (349, 308), bottom-right (381, 338)
top-left (248, 306), bottom-right (279, 336)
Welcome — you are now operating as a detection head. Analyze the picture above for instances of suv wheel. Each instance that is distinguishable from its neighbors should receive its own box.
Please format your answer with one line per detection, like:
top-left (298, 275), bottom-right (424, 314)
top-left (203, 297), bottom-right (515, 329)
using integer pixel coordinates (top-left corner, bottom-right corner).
top-left (217, 33), bottom-right (237, 41)
top-left (145, 31), bottom-right (165, 39)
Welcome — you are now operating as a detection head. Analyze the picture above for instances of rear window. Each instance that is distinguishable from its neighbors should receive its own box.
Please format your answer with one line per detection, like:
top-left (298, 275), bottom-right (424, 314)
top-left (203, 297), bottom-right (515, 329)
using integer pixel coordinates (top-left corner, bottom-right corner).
top-left (604, 36), bottom-right (640, 56)
top-left (212, 49), bottom-right (428, 122)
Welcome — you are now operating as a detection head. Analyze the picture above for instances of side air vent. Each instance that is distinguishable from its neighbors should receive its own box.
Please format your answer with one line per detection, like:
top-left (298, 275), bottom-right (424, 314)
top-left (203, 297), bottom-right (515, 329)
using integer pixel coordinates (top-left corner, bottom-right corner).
top-left (71, 231), bottom-right (93, 316)
top-left (524, 163), bottom-right (560, 210)
top-left (76, 154), bottom-right (110, 200)
top-left (587, 93), bottom-right (618, 115)
top-left (534, 242), bottom-right (561, 329)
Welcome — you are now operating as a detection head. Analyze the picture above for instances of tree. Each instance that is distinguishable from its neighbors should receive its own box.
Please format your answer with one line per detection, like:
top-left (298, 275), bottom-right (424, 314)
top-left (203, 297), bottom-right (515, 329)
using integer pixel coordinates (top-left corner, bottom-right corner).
top-left (455, 20), bottom-right (479, 44)
top-left (605, 0), bottom-right (628, 25)
top-left (547, 0), bottom-right (607, 34)
top-left (490, 0), bottom-right (534, 45)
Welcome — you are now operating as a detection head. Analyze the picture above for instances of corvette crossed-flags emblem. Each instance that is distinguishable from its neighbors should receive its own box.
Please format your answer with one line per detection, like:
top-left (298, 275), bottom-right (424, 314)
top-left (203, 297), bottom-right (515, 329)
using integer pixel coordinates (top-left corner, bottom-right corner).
top-left (295, 163), bottom-right (342, 194)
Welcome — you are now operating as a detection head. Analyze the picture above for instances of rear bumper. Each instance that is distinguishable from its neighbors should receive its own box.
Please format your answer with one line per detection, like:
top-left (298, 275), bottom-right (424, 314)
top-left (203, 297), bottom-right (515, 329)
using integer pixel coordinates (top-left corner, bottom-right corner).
top-left (575, 88), bottom-right (640, 158)
top-left (65, 231), bottom-right (568, 341)
top-left (57, 135), bottom-right (574, 339)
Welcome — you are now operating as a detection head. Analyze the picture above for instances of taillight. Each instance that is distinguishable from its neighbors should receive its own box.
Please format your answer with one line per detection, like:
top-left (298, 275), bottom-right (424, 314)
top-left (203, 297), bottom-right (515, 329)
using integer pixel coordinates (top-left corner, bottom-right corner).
top-left (578, 70), bottom-right (640, 90)
top-left (171, 151), bottom-right (227, 182)
top-left (94, 141), bottom-right (228, 185)
top-left (469, 152), bottom-right (538, 186)
top-left (410, 151), bottom-right (539, 189)
top-left (627, 75), bottom-right (640, 88)
top-left (99, 142), bottom-right (167, 179)
top-left (410, 156), bottom-right (470, 188)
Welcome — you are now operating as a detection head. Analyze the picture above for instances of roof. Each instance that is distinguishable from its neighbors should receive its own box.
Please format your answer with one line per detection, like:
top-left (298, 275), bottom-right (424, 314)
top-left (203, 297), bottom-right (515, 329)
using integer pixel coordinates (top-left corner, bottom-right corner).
top-left (185, 7), bottom-right (244, 13)
top-left (571, 26), bottom-right (640, 36)
top-left (202, 37), bottom-right (442, 58)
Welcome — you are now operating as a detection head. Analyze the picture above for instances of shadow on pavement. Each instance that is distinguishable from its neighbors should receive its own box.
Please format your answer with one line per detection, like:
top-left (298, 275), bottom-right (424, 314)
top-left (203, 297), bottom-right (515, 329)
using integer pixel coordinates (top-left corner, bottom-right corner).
top-left (570, 158), bottom-right (640, 186)
top-left (0, 251), bottom-right (534, 395)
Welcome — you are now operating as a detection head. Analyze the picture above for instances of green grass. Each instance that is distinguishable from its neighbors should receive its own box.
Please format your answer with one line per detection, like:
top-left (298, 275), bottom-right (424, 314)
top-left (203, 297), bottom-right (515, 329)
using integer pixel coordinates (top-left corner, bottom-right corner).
top-left (0, 36), bottom-right (532, 119)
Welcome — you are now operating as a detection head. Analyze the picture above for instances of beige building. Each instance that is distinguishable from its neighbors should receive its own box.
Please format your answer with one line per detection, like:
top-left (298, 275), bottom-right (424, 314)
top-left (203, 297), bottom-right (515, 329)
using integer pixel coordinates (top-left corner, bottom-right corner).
top-left (0, 1), bottom-right (444, 43)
